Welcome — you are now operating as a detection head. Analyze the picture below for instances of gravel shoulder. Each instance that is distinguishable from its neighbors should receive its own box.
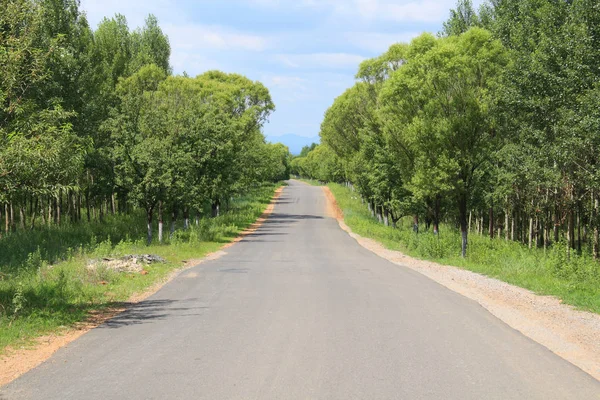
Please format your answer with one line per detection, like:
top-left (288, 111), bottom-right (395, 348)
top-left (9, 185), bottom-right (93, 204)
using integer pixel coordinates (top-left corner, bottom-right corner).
top-left (323, 186), bottom-right (600, 381)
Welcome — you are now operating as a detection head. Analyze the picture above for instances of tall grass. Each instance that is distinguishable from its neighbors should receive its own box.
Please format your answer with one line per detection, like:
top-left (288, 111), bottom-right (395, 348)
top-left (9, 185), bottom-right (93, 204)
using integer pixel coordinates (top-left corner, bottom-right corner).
top-left (0, 184), bottom-right (280, 351)
top-left (329, 183), bottom-right (600, 314)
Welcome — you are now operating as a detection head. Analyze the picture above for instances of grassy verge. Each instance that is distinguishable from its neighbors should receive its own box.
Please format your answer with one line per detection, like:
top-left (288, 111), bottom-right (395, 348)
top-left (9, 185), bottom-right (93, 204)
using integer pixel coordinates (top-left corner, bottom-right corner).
top-left (0, 184), bottom-right (281, 352)
top-left (328, 183), bottom-right (600, 314)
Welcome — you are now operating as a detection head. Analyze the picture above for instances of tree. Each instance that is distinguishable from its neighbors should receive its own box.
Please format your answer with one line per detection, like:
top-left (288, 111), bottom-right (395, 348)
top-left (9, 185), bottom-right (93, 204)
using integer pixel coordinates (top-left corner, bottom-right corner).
top-left (108, 64), bottom-right (168, 244)
top-left (380, 29), bottom-right (508, 256)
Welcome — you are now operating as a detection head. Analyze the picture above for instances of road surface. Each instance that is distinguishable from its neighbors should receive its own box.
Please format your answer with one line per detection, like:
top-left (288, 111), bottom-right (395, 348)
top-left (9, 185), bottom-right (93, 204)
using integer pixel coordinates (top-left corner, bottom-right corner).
top-left (3, 181), bottom-right (599, 399)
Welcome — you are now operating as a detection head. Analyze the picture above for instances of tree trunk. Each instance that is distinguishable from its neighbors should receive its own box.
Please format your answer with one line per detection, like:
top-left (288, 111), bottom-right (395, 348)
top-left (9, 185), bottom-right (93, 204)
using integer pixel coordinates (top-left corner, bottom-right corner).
top-left (459, 193), bottom-right (468, 257)
top-left (433, 196), bottom-right (440, 235)
top-left (85, 191), bottom-right (91, 222)
top-left (577, 206), bottom-right (582, 254)
top-left (211, 201), bottom-right (220, 218)
top-left (376, 206), bottom-right (383, 224)
top-left (57, 190), bottom-right (62, 225)
top-left (19, 205), bottom-right (25, 230)
top-left (146, 207), bottom-right (154, 245)
top-left (568, 188), bottom-right (575, 252)
top-left (468, 210), bottom-right (472, 234)
top-left (4, 203), bottom-right (8, 234)
top-left (171, 207), bottom-right (178, 235)
top-left (554, 189), bottom-right (560, 243)
top-left (158, 201), bottom-right (164, 244)
top-left (111, 193), bottom-right (116, 215)
top-left (383, 207), bottom-right (389, 227)
top-left (593, 191), bottom-right (599, 260)
top-left (528, 212), bottom-right (534, 250)
top-left (184, 207), bottom-right (190, 230)
top-left (30, 197), bottom-right (38, 230)
top-left (505, 202), bottom-right (509, 241)
top-left (489, 205), bottom-right (494, 239)
top-left (511, 210), bottom-right (515, 241)
top-left (413, 214), bottom-right (419, 234)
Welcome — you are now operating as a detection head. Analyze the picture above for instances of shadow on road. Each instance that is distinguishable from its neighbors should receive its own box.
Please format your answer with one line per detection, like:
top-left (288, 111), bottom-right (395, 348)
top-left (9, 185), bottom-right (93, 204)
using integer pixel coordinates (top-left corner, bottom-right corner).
top-left (99, 299), bottom-right (206, 329)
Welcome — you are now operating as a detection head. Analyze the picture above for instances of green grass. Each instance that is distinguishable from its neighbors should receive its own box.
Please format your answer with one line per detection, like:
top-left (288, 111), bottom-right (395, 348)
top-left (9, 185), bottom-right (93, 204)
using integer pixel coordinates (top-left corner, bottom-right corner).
top-left (328, 183), bottom-right (600, 314)
top-left (0, 183), bottom-right (281, 352)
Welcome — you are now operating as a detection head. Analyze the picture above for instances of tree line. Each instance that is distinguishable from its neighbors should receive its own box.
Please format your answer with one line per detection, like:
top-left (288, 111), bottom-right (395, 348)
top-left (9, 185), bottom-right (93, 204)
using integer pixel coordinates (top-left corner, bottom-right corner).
top-left (294, 0), bottom-right (600, 259)
top-left (0, 0), bottom-right (290, 244)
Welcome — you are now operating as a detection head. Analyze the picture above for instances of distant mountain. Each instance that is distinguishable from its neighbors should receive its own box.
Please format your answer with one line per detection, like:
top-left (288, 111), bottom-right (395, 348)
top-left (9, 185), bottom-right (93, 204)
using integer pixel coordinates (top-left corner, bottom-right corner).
top-left (266, 134), bottom-right (320, 155)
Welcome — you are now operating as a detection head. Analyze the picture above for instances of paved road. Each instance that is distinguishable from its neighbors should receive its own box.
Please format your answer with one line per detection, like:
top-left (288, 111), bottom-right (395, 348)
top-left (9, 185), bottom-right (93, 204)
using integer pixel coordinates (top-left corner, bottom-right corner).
top-left (3, 181), bottom-right (599, 399)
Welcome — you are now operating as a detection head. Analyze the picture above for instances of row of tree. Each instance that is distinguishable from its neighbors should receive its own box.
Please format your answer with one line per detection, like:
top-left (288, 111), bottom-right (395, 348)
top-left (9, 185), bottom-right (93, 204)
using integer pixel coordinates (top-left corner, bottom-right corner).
top-left (301, 0), bottom-right (600, 258)
top-left (0, 0), bottom-right (290, 244)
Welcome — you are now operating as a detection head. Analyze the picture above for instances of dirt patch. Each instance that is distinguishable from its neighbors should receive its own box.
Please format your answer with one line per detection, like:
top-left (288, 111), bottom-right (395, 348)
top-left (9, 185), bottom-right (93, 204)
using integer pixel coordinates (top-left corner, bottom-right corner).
top-left (0, 186), bottom-right (284, 387)
top-left (323, 186), bottom-right (343, 220)
top-left (323, 186), bottom-right (600, 381)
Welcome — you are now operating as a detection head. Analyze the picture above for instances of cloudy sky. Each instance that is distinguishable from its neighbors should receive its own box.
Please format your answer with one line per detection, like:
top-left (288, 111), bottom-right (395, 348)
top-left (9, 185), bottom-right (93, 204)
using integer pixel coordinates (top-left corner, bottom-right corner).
top-left (80, 0), bottom-right (482, 140)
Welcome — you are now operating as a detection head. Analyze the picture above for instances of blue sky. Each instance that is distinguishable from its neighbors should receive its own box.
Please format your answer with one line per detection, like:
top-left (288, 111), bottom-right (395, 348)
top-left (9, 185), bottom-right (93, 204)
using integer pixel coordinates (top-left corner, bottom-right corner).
top-left (80, 0), bottom-right (483, 139)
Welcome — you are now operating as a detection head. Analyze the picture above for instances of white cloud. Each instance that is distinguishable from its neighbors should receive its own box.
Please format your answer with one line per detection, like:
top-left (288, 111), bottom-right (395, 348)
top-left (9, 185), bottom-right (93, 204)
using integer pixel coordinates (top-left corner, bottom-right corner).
top-left (249, 0), bottom-right (461, 23)
top-left (80, 0), bottom-right (180, 28)
top-left (163, 23), bottom-right (270, 52)
top-left (345, 31), bottom-right (421, 53)
top-left (266, 76), bottom-right (308, 89)
top-left (275, 53), bottom-right (366, 69)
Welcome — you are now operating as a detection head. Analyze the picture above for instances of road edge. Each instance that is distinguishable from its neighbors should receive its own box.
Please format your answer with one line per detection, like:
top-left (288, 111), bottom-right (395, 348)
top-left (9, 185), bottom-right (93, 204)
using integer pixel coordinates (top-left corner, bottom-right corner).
top-left (0, 186), bottom-right (285, 387)
top-left (322, 185), bottom-right (600, 382)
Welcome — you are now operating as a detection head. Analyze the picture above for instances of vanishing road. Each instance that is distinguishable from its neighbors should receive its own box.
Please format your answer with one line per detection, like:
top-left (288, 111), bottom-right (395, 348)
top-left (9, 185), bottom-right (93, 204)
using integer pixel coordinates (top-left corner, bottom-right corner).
top-left (3, 181), bottom-right (599, 399)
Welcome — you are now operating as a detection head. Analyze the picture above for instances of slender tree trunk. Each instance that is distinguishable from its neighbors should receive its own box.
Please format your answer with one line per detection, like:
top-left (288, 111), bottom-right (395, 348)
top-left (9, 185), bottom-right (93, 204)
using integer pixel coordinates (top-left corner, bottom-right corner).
top-left (511, 209), bottom-right (515, 241)
top-left (459, 193), bottom-right (468, 258)
top-left (56, 191), bottom-right (61, 226)
top-left (413, 214), bottom-right (419, 234)
top-left (171, 207), bottom-right (178, 235)
top-left (99, 198), bottom-right (104, 222)
top-left (468, 211), bottom-right (472, 234)
top-left (433, 196), bottom-right (440, 235)
top-left (577, 205), bottom-right (582, 254)
top-left (9, 201), bottom-right (15, 231)
top-left (383, 207), bottom-right (389, 227)
top-left (4, 203), bottom-right (9, 234)
top-left (146, 207), bottom-right (153, 245)
top-left (19, 205), bottom-right (25, 230)
top-left (593, 190), bottom-right (599, 260)
top-left (158, 201), bottom-right (164, 244)
top-left (554, 188), bottom-right (560, 243)
top-left (489, 205), bottom-right (494, 239)
top-left (529, 208), bottom-right (534, 250)
top-left (30, 197), bottom-right (38, 230)
top-left (376, 206), bottom-right (383, 224)
top-left (77, 194), bottom-right (81, 222)
top-left (505, 200), bottom-right (509, 241)
top-left (85, 192), bottom-right (91, 222)
top-left (211, 201), bottom-right (220, 218)
top-left (568, 188), bottom-right (575, 251)
top-left (184, 207), bottom-right (190, 230)
top-left (111, 193), bottom-right (116, 215)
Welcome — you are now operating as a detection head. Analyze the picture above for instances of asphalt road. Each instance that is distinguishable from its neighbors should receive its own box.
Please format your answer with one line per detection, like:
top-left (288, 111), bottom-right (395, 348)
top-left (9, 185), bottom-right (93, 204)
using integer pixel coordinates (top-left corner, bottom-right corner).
top-left (3, 180), bottom-right (599, 399)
